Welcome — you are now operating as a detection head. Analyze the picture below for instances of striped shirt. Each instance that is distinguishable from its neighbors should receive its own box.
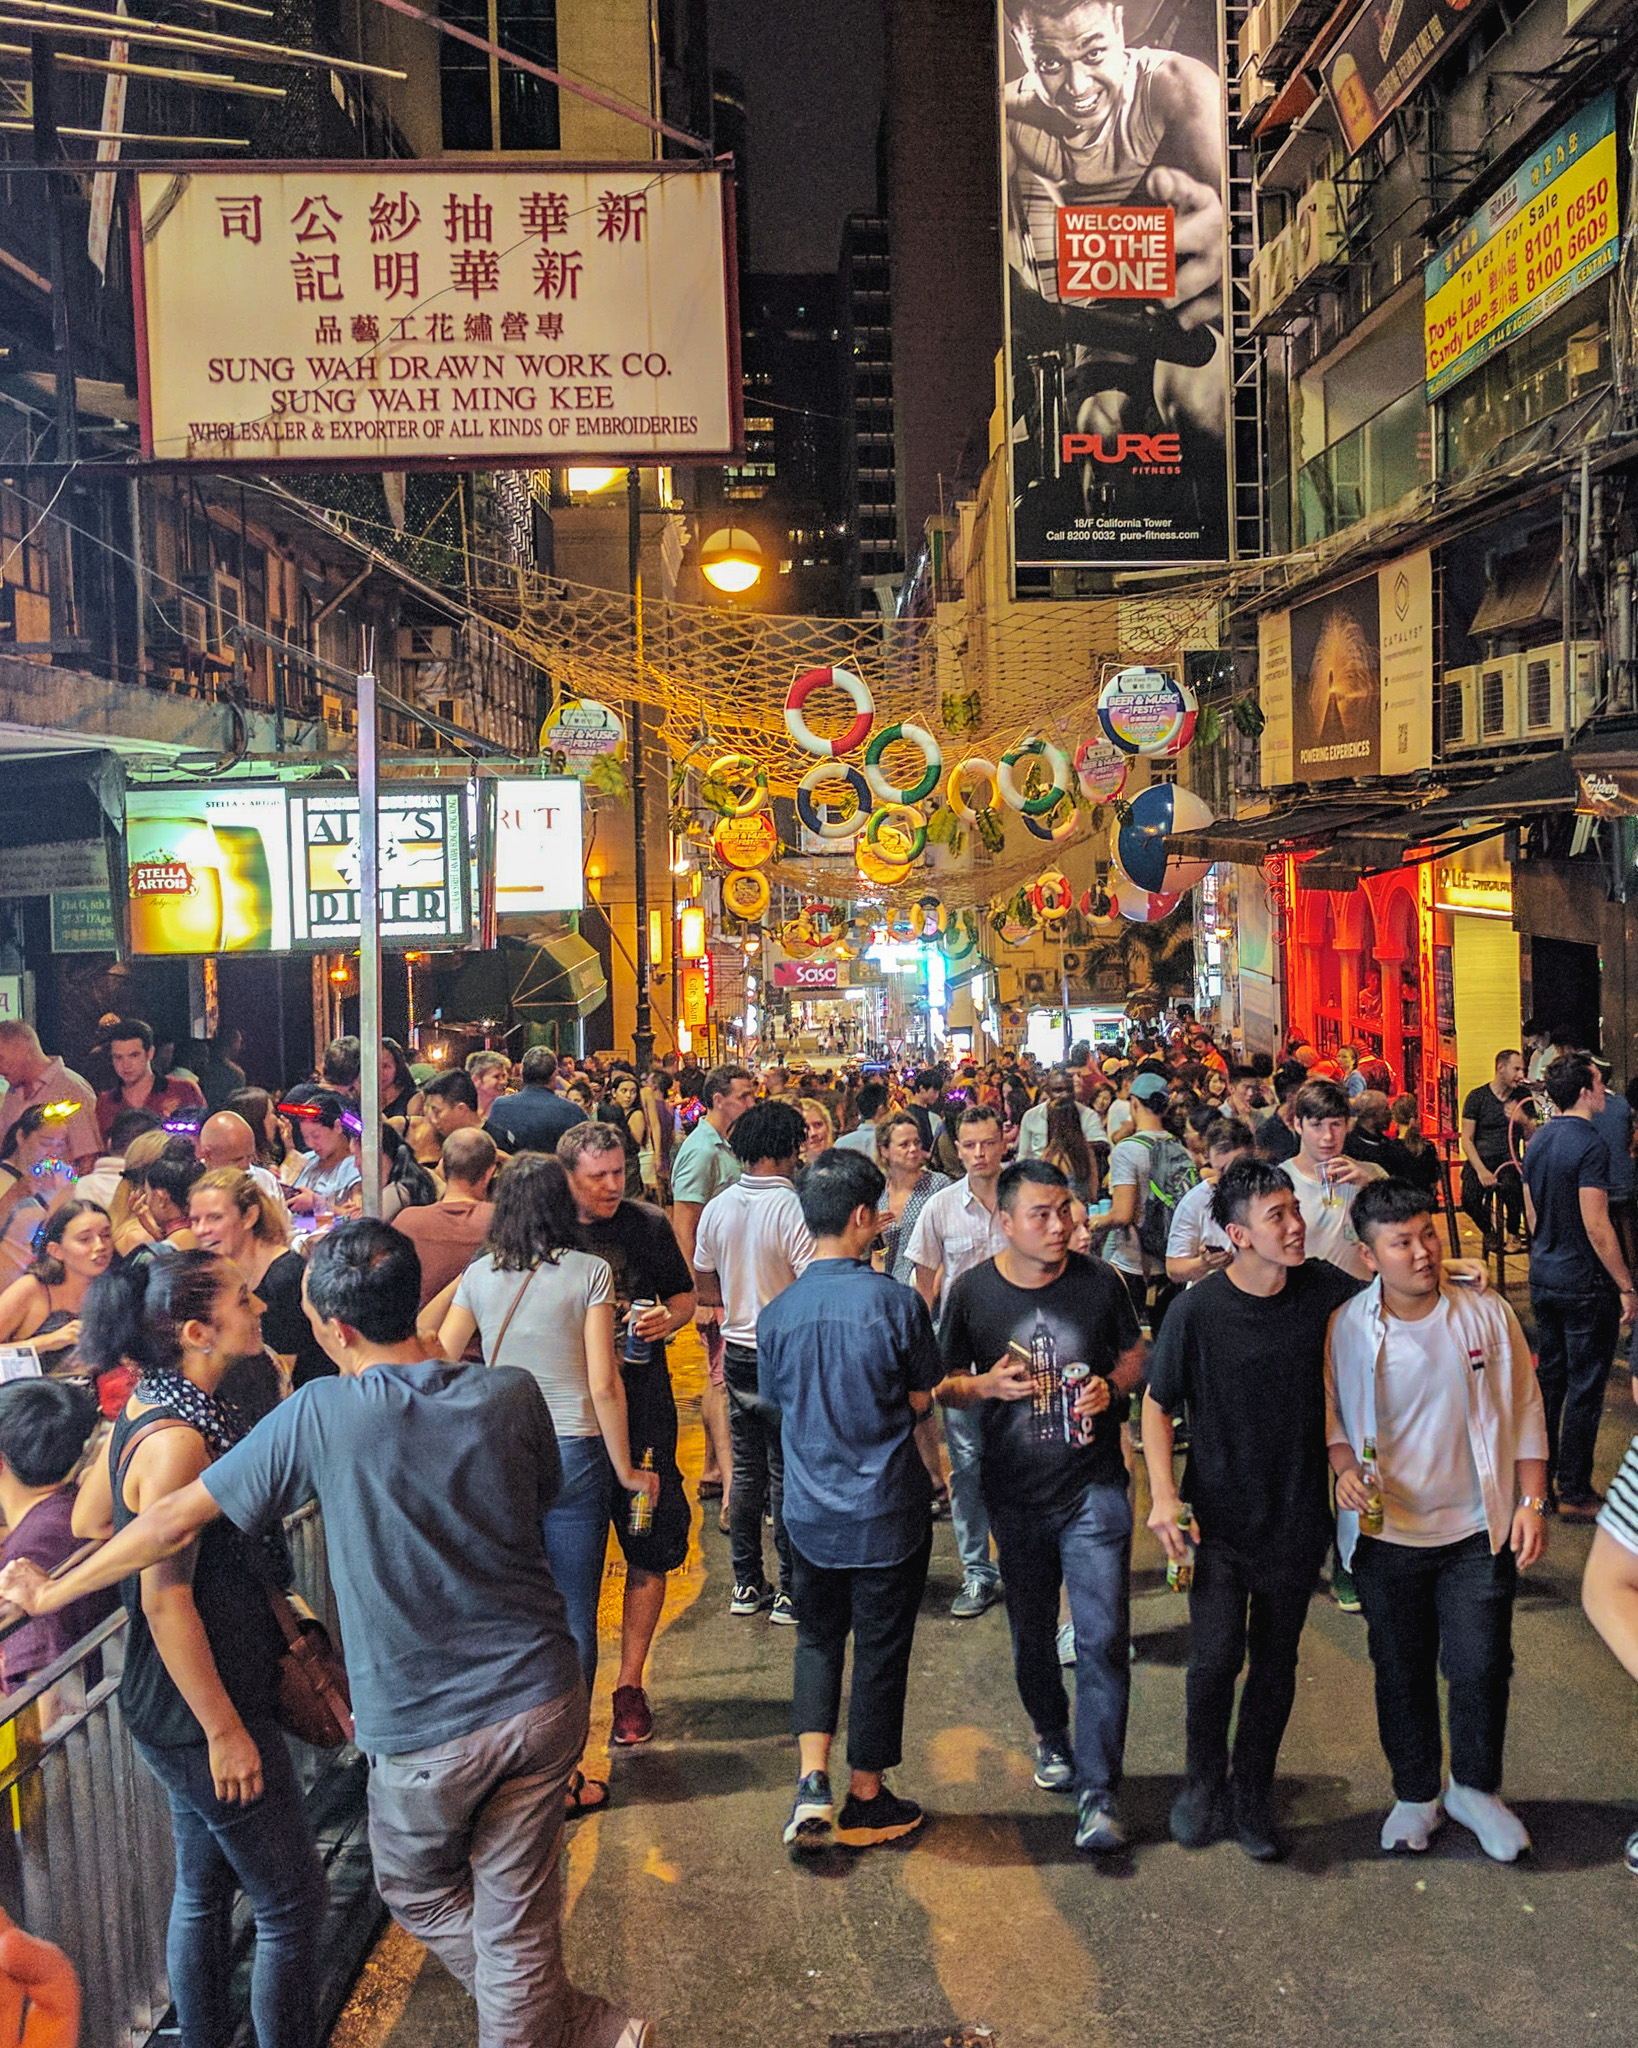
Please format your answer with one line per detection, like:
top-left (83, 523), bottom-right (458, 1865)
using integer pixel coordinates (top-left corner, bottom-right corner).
top-left (1597, 1435), bottom-right (1638, 1555)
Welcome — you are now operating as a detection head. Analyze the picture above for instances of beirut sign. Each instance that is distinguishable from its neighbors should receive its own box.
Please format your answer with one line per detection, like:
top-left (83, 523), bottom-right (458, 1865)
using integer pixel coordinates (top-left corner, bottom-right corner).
top-left (132, 164), bottom-right (739, 467)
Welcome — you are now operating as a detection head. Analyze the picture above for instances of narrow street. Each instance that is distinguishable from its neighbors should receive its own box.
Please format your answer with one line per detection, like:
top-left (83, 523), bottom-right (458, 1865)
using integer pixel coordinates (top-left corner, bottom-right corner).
top-left (330, 1334), bottom-right (1638, 2048)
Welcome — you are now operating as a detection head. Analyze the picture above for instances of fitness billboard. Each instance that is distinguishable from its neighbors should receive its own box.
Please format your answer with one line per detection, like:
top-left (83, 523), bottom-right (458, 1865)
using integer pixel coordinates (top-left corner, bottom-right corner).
top-left (998, 0), bottom-right (1233, 571)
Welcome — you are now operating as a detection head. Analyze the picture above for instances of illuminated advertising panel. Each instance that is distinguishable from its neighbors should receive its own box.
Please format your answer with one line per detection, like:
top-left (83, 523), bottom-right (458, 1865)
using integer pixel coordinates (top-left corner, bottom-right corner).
top-left (492, 777), bottom-right (584, 915)
top-left (287, 787), bottom-right (470, 947)
top-left (126, 785), bottom-right (292, 954)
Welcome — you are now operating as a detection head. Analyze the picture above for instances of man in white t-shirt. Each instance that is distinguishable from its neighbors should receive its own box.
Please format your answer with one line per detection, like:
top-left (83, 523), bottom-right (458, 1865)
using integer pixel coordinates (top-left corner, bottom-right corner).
top-left (1279, 1080), bottom-right (1386, 1283)
top-left (1326, 1179), bottom-right (1547, 1861)
top-left (1166, 1118), bottom-right (1256, 1289)
top-left (907, 1104), bottom-right (1011, 1618)
top-left (693, 1100), bottom-right (814, 1624)
top-left (1017, 1069), bottom-right (1102, 1160)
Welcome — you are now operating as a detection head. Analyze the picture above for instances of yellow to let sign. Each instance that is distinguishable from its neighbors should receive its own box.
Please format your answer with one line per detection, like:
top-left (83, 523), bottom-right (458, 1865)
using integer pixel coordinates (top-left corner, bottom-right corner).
top-left (1424, 93), bottom-right (1618, 399)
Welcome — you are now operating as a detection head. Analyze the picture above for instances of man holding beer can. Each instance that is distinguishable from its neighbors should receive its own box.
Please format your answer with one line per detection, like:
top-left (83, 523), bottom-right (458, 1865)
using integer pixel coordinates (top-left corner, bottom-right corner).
top-left (1326, 1180), bottom-right (1547, 1860)
top-left (936, 1161), bottom-right (1147, 1854)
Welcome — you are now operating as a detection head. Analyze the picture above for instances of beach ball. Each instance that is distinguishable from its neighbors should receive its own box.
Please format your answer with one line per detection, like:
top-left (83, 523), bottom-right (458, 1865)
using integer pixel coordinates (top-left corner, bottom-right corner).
top-left (1114, 783), bottom-right (1215, 894)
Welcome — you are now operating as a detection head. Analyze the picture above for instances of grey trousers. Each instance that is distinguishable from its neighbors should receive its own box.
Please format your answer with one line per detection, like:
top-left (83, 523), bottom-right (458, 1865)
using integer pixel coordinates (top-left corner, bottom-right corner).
top-left (365, 1688), bottom-right (630, 2048)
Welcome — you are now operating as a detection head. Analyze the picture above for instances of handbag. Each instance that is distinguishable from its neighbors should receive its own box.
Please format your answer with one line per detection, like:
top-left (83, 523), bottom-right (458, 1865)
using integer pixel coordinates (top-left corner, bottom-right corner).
top-left (485, 1265), bottom-right (541, 1369)
top-left (115, 1415), bottom-right (355, 1750)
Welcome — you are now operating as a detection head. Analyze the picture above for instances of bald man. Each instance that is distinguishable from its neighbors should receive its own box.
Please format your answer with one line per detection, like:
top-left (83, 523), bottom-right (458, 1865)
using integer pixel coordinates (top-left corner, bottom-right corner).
top-left (199, 1110), bottom-right (290, 1221)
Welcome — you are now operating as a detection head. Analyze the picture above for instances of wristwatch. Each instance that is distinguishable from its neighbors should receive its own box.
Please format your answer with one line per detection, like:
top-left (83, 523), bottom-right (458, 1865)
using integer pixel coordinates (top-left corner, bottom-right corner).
top-left (1518, 1495), bottom-right (1549, 1515)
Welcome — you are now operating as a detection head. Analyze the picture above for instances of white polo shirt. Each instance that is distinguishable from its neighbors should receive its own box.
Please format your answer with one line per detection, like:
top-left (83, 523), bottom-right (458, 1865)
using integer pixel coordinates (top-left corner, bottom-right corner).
top-left (692, 1173), bottom-right (815, 1349)
top-left (1282, 1156), bottom-right (1384, 1281)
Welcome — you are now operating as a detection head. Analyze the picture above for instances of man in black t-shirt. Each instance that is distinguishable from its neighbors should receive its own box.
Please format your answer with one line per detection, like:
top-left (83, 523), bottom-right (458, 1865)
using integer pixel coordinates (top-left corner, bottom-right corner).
top-left (1459, 1049), bottom-right (1526, 1246)
top-left (939, 1161), bottom-right (1146, 1855)
top-left (1143, 1158), bottom-right (1360, 1862)
top-left (560, 1121), bottom-right (696, 1750)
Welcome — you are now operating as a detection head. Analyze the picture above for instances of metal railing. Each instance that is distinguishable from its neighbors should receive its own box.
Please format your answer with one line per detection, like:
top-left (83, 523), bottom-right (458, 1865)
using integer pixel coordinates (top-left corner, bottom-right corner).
top-left (0, 1505), bottom-right (347, 2048)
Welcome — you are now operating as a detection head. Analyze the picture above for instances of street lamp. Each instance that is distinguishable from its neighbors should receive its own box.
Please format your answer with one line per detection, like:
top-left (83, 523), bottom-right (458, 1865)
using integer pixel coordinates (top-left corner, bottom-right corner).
top-left (700, 526), bottom-right (764, 594)
top-left (567, 467), bottom-right (623, 495)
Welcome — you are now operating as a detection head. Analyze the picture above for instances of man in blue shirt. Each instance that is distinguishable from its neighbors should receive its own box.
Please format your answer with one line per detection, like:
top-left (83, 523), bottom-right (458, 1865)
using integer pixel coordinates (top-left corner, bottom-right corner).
top-left (1522, 1054), bottom-right (1637, 1518)
top-left (483, 1045), bottom-right (587, 1154)
top-left (0, 1221), bottom-right (652, 2048)
top-left (758, 1149), bottom-right (942, 1853)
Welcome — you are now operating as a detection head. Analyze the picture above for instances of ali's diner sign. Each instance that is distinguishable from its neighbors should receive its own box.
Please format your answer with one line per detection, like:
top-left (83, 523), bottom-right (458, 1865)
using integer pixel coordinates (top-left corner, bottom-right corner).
top-left (132, 164), bottom-right (739, 466)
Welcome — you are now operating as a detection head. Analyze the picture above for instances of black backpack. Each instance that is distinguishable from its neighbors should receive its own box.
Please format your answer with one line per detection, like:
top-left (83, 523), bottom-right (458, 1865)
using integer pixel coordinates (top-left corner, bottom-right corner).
top-left (1133, 1132), bottom-right (1199, 1260)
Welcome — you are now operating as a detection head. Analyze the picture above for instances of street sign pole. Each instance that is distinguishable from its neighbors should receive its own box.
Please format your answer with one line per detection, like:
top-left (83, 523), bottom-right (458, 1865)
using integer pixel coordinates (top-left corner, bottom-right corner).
top-left (358, 630), bottom-right (382, 1219)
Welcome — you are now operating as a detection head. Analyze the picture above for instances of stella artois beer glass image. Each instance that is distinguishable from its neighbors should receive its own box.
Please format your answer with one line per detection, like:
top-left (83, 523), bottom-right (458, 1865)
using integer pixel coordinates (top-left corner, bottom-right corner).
top-left (128, 810), bottom-right (227, 954)
top-left (125, 788), bottom-right (285, 954)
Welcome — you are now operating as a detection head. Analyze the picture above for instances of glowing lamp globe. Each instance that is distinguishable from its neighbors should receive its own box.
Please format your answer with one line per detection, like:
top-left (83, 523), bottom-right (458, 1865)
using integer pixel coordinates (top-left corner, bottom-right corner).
top-left (701, 528), bottom-right (765, 594)
top-left (1114, 783), bottom-right (1215, 894)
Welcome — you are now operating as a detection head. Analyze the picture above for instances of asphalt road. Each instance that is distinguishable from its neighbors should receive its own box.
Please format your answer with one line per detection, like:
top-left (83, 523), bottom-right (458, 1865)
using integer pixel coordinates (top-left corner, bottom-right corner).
top-left (328, 1329), bottom-right (1638, 2048)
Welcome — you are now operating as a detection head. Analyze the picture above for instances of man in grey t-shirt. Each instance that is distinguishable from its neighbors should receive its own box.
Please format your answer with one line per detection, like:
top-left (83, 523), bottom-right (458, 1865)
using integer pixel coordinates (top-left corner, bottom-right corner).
top-left (0, 1221), bottom-right (650, 2048)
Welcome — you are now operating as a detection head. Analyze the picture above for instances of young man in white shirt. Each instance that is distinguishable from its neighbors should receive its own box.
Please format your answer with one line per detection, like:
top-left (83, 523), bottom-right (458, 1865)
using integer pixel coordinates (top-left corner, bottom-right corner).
top-left (693, 1101), bottom-right (815, 1624)
top-left (1326, 1179), bottom-right (1548, 1861)
top-left (907, 1104), bottom-right (1010, 1617)
top-left (1087, 1071), bottom-right (1177, 1325)
top-left (1280, 1079), bottom-right (1386, 1283)
top-left (1166, 1118), bottom-right (1256, 1289)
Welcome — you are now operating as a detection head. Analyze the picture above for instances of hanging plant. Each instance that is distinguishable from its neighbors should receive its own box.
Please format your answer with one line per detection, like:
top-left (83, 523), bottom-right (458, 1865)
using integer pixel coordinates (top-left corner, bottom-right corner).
top-left (1195, 704), bottom-right (1223, 749)
top-left (974, 807), bottom-right (1007, 854)
top-left (924, 805), bottom-right (966, 853)
top-left (1231, 695), bottom-right (1266, 738)
top-left (587, 754), bottom-right (629, 800)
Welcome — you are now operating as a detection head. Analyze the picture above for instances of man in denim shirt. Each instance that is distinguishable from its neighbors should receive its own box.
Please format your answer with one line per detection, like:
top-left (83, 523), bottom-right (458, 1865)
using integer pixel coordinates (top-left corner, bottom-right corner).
top-left (758, 1149), bottom-right (942, 1854)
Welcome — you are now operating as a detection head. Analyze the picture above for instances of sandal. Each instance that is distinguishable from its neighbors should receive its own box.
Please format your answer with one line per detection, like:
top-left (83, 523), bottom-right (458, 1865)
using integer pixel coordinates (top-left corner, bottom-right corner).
top-left (565, 1771), bottom-right (611, 1819)
top-left (717, 1507), bottom-right (731, 1535)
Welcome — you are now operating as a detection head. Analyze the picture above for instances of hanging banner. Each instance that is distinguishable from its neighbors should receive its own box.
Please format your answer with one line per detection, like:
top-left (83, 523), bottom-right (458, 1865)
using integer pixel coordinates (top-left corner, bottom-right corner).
top-left (1322, 0), bottom-right (1497, 165)
top-left (287, 787), bottom-right (470, 946)
top-left (998, 0), bottom-right (1232, 571)
top-left (132, 163), bottom-right (739, 467)
top-left (1259, 550), bottom-right (1433, 785)
top-left (1424, 94), bottom-right (1619, 400)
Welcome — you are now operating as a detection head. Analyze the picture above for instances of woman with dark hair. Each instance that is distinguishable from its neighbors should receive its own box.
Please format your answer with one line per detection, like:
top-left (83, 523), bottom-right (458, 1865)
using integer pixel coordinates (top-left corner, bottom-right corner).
top-left (429, 1152), bottom-right (656, 1815)
top-left (597, 1074), bottom-right (646, 1199)
top-left (81, 1251), bottom-right (327, 2047)
top-left (225, 1089), bottom-right (288, 1172)
top-left (377, 1041), bottom-right (420, 1127)
top-left (0, 1198), bottom-right (113, 1369)
top-left (1042, 1098), bottom-right (1098, 1204)
top-left (130, 1140), bottom-right (206, 1261)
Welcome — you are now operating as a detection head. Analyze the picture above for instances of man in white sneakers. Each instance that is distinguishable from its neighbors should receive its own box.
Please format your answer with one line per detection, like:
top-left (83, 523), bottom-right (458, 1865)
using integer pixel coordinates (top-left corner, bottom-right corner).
top-left (693, 1100), bottom-right (814, 1624)
top-left (1327, 1180), bottom-right (1548, 1862)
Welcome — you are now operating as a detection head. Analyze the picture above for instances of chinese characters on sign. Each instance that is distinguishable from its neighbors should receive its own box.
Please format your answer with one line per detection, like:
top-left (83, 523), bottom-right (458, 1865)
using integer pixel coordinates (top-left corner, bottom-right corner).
top-left (1322, 0), bottom-right (1496, 162)
top-left (138, 166), bottom-right (737, 465)
top-left (1424, 94), bottom-right (1619, 400)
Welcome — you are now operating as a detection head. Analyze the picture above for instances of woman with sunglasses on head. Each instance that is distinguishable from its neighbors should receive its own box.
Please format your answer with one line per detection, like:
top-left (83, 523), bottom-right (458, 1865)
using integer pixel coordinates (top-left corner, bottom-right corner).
top-left (77, 1251), bottom-right (328, 2048)
top-left (0, 1108), bottom-right (77, 1290)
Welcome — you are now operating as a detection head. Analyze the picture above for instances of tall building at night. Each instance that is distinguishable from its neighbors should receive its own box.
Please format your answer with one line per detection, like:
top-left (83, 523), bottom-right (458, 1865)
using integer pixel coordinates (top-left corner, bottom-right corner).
top-left (840, 211), bottom-right (901, 612)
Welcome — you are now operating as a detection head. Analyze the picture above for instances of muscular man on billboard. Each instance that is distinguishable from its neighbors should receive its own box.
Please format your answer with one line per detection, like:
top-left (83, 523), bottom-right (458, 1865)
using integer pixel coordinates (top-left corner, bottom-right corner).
top-left (1003, 0), bottom-right (1227, 521)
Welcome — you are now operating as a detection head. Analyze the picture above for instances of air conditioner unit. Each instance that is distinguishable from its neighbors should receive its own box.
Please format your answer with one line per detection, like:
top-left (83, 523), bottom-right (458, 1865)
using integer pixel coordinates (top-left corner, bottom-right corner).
top-left (1023, 971), bottom-right (1050, 997)
top-left (1061, 949), bottom-right (1084, 975)
top-left (1437, 666), bottom-right (1477, 752)
top-left (1238, 0), bottom-right (1267, 68)
top-left (1238, 56), bottom-right (1267, 121)
top-left (1262, 223), bottom-right (1296, 317)
top-left (1295, 180), bottom-right (1343, 280)
top-left (1473, 654), bottom-right (1525, 744)
top-left (1521, 641), bottom-right (1603, 736)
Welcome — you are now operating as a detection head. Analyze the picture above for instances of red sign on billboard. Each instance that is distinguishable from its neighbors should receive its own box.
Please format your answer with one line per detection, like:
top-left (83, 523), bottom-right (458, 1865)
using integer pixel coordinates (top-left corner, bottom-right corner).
top-left (1055, 208), bottom-right (1176, 299)
top-left (774, 959), bottom-right (839, 989)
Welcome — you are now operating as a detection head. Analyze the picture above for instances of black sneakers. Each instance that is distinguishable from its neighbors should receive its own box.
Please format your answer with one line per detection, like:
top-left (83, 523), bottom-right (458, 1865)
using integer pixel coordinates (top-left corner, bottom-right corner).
top-left (835, 1785), bottom-right (924, 1847)
top-left (783, 1770), bottom-right (834, 1851)
top-left (1232, 1780), bottom-right (1284, 1863)
top-left (1169, 1779), bottom-right (1226, 1849)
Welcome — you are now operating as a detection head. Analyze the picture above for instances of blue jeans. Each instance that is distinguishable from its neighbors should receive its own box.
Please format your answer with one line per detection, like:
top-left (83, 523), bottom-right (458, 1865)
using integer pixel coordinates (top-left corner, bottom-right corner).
top-left (992, 1482), bottom-right (1132, 1804)
top-left (136, 1722), bottom-right (328, 2048)
top-left (544, 1435), bottom-right (615, 1692)
top-left (943, 1404), bottom-right (997, 1585)
top-left (1532, 1285), bottom-right (1623, 1504)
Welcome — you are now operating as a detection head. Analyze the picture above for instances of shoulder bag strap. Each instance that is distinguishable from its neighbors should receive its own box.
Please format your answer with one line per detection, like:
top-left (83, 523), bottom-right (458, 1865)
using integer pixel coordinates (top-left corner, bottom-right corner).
top-left (114, 1414), bottom-right (195, 1485)
top-left (487, 1265), bottom-right (541, 1370)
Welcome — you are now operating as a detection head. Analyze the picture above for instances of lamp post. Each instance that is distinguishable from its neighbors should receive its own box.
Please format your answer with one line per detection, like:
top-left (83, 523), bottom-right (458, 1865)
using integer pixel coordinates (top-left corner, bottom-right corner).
top-left (627, 465), bottom-right (654, 1078)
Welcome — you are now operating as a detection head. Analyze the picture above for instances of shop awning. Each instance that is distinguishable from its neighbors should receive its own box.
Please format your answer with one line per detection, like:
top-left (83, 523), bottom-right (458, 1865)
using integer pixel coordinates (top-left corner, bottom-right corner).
top-left (1469, 544), bottom-right (1562, 637)
top-left (1167, 795), bottom-right (1419, 867)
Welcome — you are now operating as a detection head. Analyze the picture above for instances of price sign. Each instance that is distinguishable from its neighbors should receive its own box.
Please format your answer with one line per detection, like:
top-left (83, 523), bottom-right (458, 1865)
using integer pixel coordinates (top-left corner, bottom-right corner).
top-left (1425, 94), bottom-right (1618, 399)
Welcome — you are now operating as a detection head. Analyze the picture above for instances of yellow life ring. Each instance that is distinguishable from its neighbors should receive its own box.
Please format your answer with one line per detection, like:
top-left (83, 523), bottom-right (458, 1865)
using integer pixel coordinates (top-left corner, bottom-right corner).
top-left (706, 752), bottom-right (767, 819)
top-left (946, 756), bottom-right (999, 823)
top-left (1032, 869), bottom-right (1073, 922)
top-left (722, 870), bottom-right (769, 921)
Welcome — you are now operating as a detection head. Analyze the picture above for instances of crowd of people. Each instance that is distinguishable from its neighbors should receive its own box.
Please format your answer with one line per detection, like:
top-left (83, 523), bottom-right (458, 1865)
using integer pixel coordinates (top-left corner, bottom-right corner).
top-left (1, 1004), bottom-right (1638, 2047)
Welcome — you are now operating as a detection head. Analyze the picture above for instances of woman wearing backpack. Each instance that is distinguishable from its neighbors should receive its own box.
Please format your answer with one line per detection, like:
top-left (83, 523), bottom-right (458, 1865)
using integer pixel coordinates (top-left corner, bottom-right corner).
top-left (1087, 1071), bottom-right (1198, 1336)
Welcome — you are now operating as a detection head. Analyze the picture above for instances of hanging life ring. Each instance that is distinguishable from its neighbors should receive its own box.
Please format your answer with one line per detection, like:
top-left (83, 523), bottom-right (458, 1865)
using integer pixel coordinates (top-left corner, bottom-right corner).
top-left (997, 736), bottom-right (1073, 816)
top-left (722, 870), bottom-right (769, 921)
top-left (945, 756), bottom-right (999, 823)
top-left (784, 665), bottom-right (875, 757)
top-left (864, 802), bottom-right (928, 864)
top-left (705, 752), bottom-right (768, 818)
top-left (1021, 792), bottom-right (1080, 842)
top-left (1032, 869), bottom-right (1073, 922)
top-left (864, 722), bottom-right (943, 806)
top-left (795, 761), bottom-right (871, 841)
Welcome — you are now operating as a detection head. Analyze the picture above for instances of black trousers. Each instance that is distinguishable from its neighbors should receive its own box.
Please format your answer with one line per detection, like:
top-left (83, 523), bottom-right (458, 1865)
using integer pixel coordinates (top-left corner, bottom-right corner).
top-left (790, 1529), bottom-right (932, 1773)
top-left (723, 1340), bottom-right (791, 1594)
top-left (1185, 1539), bottom-right (1322, 1795)
top-left (1350, 1530), bottom-right (1516, 1802)
top-left (1460, 1162), bottom-right (1524, 1240)
top-left (1533, 1284), bottom-right (1623, 1505)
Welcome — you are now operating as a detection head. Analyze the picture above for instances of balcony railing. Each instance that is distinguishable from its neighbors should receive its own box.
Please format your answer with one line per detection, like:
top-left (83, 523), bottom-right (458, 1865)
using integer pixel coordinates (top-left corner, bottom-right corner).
top-left (1295, 385), bottom-right (1432, 547)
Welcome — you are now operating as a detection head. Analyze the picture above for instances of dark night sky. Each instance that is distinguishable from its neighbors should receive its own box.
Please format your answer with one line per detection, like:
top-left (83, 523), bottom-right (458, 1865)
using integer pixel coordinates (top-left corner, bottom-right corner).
top-left (708, 0), bottom-right (886, 275)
